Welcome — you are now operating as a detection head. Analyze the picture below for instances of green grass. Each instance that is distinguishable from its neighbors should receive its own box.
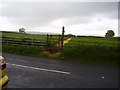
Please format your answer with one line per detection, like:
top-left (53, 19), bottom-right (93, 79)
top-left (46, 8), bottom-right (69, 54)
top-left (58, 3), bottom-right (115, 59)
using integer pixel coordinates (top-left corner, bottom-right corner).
top-left (65, 37), bottom-right (119, 47)
top-left (2, 33), bottom-right (67, 40)
top-left (2, 32), bottom-right (119, 66)
top-left (1, 33), bottom-right (67, 57)
top-left (2, 33), bottom-right (47, 42)
top-left (2, 33), bottom-right (46, 38)
top-left (2, 33), bottom-right (67, 44)
top-left (60, 37), bottom-right (119, 66)
top-left (2, 45), bottom-right (45, 57)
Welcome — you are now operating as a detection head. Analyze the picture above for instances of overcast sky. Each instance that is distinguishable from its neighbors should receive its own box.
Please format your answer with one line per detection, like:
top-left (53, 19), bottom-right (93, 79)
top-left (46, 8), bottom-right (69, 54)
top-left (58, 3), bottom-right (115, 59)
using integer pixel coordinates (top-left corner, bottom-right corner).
top-left (0, 1), bottom-right (118, 36)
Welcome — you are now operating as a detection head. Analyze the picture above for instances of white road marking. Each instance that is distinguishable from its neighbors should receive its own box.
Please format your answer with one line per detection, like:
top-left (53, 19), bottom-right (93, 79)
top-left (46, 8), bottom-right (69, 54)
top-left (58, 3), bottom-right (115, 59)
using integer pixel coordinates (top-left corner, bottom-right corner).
top-left (7, 63), bottom-right (71, 75)
top-left (102, 77), bottom-right (104, 78)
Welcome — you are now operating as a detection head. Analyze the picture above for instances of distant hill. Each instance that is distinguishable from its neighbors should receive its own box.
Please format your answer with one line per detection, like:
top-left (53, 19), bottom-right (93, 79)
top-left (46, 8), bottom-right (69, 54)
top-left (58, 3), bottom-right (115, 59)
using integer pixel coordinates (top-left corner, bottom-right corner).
top-left (0, 31), bottom-right (20, 34)
top-left (26, 31), bottom-right (60, 35)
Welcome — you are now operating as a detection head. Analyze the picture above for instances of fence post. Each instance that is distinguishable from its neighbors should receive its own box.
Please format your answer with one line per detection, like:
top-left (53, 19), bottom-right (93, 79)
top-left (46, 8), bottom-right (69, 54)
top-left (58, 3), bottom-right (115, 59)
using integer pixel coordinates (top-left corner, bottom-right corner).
top-left (50, 35), bottom-right (51, 45)
top-left (32, 37), bottom-right (33, 45)
top-left (61, 26), bottom-right (65, 51)
top-left (58, 34), bottom-right (60, 48)
top-left (46, 34), bottom-right (49, 50)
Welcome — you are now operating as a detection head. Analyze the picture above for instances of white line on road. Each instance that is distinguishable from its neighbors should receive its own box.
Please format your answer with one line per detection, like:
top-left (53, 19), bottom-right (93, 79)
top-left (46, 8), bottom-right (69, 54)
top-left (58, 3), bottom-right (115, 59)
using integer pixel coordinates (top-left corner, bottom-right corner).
top-left (7, 63), bottom-right (71, 75)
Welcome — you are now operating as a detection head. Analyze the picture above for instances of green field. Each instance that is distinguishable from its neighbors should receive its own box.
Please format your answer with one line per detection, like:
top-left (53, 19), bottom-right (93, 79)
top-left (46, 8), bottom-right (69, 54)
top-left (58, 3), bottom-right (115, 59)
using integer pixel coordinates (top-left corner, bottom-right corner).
top-left (2, 33), bottom-right (67, 43)
top-left (3, 33), bottom-right (53, 41)
top-left (60, 37), bottom-right (119, 66)
top-left (2, 33), bottom-right (46, 38)
top-left (65, 37), bottom-right (119, 47)
top-left (1, 32), bottom-right (119, 66)
top-left (1, 32), bottom-right (66, 57)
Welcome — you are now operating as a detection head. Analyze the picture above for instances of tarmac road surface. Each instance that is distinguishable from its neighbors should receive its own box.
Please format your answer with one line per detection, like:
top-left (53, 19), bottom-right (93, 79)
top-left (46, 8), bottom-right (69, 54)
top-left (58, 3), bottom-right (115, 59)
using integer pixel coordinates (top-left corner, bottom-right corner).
top-left (2, 53), bottom-right (118, 88)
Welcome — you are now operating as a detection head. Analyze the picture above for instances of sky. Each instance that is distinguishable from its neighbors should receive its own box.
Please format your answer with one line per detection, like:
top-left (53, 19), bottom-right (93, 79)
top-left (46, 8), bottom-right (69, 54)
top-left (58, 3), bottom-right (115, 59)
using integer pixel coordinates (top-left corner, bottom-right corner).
top-left (0, 0), bottom-right (119, 36)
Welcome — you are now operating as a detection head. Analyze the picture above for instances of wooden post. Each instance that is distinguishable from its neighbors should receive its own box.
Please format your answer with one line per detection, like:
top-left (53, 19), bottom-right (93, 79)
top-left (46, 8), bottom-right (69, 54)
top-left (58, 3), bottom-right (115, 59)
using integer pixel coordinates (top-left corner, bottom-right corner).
top-left (59, 34), bottom-right (60, 48)
top-left (32, 37), bottom-right (33, 46)
top-left (61, 26), bottom-right (65, 51)
top-left (50, 35), bottom-right (52, 45)
top-left (46, 34), bottom-right (49, 50)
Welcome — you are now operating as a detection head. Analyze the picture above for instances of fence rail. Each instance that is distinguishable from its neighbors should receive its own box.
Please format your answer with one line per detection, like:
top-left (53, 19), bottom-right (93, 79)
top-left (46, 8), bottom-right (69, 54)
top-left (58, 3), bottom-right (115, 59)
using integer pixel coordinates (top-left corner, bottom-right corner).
top-left (2, 36), bottom-right (47, 40)
top-left (1, 30), bottom-right (65, 52)
top-left (1, 34), bottom-right (64, 48)
top-left (1, 36), bottom-right (47, 47)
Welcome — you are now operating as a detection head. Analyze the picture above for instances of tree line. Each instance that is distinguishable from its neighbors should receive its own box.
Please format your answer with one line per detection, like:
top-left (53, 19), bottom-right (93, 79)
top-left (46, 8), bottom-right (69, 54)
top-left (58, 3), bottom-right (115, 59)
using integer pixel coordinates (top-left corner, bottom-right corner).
top-left (19, 28), bottom-right (115, 37)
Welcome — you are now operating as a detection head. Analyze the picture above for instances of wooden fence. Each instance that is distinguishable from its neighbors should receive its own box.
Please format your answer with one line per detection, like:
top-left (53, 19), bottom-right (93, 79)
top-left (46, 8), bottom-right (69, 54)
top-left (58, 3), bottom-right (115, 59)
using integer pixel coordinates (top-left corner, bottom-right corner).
top-left (1, 36), bottom-right (47, 47)
top-left (1, 26), bottom-right (66, 53)
top-left (1, 34), bottom-right (65, 53)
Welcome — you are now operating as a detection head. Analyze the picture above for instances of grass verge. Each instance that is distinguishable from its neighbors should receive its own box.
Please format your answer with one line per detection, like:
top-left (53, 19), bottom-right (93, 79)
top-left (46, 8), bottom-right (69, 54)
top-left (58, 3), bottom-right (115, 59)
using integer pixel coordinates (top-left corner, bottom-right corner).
top-left (2, 36), bottom-right (119, 66)
top-left (60, 44), bottom-right (119, 66)
top-left (2, 45), bottom-right (45, 57)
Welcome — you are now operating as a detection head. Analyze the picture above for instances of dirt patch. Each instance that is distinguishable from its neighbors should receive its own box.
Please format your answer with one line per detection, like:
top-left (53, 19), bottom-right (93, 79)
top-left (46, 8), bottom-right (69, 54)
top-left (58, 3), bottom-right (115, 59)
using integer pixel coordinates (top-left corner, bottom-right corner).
top-left (42, 38), bottom-right (72, 57)
top-left (56, 38), bottom-right (72, 47)
top-left (42, 51), bottom-right (61, 57)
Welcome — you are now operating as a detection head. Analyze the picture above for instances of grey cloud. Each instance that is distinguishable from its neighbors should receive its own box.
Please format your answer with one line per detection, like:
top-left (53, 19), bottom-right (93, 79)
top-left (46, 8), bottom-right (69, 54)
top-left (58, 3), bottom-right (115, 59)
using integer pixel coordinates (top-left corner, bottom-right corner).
top-left (1, 2), bottom-right (118, 27)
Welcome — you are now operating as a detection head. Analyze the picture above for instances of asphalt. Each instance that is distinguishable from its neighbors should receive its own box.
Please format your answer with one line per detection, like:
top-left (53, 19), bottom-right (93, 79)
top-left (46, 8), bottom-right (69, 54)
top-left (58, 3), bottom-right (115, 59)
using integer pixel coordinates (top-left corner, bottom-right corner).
top-left (2, 53), bottom-right (118, 88)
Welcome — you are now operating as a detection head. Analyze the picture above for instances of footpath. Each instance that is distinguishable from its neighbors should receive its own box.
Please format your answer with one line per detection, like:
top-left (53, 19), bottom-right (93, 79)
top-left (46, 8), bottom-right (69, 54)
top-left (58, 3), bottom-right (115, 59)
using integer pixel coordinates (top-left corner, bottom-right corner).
top-left (42, 38), bottom-right (72, 56)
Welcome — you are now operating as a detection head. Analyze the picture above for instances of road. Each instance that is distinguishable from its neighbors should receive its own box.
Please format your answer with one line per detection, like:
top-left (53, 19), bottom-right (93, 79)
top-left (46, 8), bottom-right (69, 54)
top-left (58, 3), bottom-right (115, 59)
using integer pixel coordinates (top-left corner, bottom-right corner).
top-left (3, 53), bottom-right (118, 88)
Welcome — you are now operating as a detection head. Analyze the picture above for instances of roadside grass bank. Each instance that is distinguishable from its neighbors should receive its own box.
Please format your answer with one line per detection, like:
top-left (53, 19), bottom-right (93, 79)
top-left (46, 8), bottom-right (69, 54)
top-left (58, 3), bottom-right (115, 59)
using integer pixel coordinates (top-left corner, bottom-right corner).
top-left (2, 44), bottom-right (119, 66)
top-left (60, 37), bottom-right (119, 66)
top-left (2, 45), bottom-right (46, 57)
top-left (2, 34), bottom-right (119, 66)
top-left (2, 45), bottom-right (61, 59)
top-left (60, 45), bottom-right (119, 66)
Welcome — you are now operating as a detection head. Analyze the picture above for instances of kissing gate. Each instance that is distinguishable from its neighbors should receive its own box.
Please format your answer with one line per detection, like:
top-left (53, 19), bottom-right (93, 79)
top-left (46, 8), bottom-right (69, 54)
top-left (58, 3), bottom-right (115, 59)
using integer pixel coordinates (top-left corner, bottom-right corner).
top-left (46, 26), bottom-right (65, 53)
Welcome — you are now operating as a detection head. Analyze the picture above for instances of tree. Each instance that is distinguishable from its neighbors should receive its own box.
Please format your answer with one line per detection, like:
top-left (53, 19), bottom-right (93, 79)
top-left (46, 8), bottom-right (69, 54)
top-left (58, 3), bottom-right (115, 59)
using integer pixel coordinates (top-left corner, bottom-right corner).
top-left (19, 28), bottom-right (26, 33)
top-left (67, 34), bottom-right (76, 37)
top-left (105, 30), bottom-right (115, 37)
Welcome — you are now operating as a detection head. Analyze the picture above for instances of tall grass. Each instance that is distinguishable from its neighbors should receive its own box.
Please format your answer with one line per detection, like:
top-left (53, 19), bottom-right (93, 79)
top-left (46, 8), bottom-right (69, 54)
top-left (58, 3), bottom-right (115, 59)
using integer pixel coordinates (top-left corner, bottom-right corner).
top-left (2, 45), bottom-right (44, 56)
top-left (61, 37), bottom-right (119, 65)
